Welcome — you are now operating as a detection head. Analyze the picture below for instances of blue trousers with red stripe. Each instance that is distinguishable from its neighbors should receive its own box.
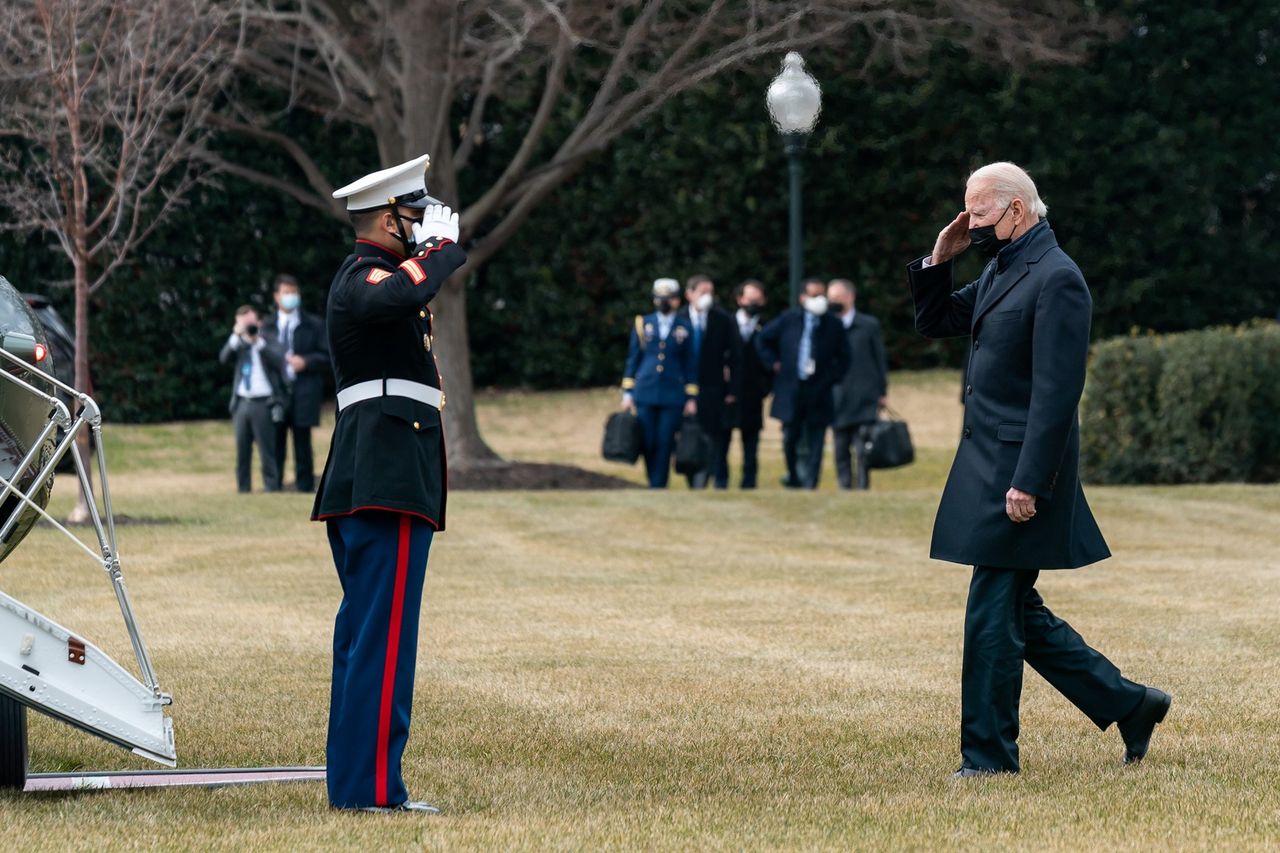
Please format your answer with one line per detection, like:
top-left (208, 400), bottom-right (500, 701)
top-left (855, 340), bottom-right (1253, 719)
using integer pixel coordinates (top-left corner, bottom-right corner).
top-left (326, 511), bottom-right (434, 809)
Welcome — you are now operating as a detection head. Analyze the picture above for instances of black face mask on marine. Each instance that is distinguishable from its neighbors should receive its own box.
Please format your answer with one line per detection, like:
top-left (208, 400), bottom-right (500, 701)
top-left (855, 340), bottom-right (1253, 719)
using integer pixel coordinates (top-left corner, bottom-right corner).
top-left (968, 204), bottom-right (1014, 259)
top-left (655, 298), bottom-right (677, 315)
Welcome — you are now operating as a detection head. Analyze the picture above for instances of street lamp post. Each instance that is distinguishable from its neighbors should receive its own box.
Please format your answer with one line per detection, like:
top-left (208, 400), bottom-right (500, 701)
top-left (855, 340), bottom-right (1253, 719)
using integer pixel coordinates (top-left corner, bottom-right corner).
top-left (766, 52), bottom-right (822, 306)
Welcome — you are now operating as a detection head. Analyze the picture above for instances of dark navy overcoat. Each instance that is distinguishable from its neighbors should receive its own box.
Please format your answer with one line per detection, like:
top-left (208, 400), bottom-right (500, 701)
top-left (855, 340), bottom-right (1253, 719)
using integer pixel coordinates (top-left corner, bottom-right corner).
top-left (907, 221), bottom-right (1110, 570)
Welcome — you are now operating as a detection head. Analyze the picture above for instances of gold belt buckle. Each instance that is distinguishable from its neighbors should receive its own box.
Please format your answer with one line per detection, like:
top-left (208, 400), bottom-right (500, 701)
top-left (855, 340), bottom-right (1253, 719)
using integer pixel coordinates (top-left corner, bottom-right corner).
top-left (439, 392), bottom-right (447, 411)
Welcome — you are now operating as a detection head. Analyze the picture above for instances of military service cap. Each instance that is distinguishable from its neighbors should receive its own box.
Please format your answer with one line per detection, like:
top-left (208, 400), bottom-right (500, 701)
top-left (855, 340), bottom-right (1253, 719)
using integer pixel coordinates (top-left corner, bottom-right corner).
top-left (652, 278), bottom-right (680, 297)
top-left (332, 154), bottom-right (442, 213)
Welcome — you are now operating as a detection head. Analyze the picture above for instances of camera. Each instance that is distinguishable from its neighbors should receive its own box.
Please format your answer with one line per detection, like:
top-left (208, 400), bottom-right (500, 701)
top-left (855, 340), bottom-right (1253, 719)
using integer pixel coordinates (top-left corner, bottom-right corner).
top-left (245, 323), bottom-right (260, 337)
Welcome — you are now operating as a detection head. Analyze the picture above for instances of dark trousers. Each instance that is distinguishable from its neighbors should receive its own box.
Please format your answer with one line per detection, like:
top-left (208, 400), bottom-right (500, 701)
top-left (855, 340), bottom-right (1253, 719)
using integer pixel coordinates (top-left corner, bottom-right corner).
top-left (783, 420), bottom-right (827, 489)
top-left (636, 403), bottom-right (682, 488)
top-left (275, 420), bottom-right (315, 491)
top-left (232, 397), bottom-right (280, 492)
top-left (686, 427), bottom-right (729, 490)
top-left (738, 426), bottom-right (761, 489)
top-left (833, 423), bottom-right (873, 490)
top-left (961, 567), bottom-right (1147, 772)
top-left (326, 512), bottom-right (434, 809)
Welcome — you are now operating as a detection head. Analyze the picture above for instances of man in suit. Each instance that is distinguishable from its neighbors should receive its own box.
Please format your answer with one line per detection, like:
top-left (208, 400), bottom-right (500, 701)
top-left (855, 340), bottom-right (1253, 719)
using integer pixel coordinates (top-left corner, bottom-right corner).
top-left (756, 279), bottom-right (851, 489)
top-left (680, 274), bottom-right (742, 489)
top-left (262, 274), bottom-right (330, 492)
top-left (732, 279), bottom-right (772, 489)
top-left (622, 278), bottom-right (698, 488)
top-left (313, 154), bottom-right (465, 813)
top-left (219, 305), bottom-right (286, 493)
top-left (908, 161), bottom-right (1170, 778)
top-left (828, 279), bottom-right (889, 490)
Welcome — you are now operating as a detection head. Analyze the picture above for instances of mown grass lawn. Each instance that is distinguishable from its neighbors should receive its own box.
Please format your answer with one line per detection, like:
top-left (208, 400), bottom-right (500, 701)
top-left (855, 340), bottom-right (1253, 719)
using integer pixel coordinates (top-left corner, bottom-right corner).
top-left (0, 370), bottom-right (1277, 850)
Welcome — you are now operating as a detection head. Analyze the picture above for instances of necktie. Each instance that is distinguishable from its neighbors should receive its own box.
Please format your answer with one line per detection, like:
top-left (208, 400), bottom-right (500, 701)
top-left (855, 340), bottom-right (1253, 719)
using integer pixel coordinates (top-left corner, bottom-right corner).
top-left (797, 314), bottom-right (815, 377)
top-left (240, 356), bottom-right (251, 392)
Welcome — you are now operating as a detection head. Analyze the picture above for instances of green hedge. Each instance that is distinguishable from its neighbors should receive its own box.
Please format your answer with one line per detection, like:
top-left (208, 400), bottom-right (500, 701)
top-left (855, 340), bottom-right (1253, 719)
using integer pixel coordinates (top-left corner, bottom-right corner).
top-left (1082, 323), bottom-right (1280, 484)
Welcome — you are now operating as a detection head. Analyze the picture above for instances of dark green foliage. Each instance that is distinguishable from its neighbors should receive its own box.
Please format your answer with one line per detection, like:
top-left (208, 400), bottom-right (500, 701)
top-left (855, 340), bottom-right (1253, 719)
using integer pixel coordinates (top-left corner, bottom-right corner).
top-left (1079, 332), bottom-right (1167, 484)
top-left (1082, 323), bottom-right (1280, 484)
top-left (472, 0), bottom-right (1280, 389)
top-left (0, 0), bottom-right (1276, 419)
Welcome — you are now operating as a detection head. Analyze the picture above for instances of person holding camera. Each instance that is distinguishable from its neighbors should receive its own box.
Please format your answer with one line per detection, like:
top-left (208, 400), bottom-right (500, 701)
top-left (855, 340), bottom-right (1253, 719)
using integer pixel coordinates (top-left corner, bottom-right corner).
top-left (219, 304), bottom-right (286, 493)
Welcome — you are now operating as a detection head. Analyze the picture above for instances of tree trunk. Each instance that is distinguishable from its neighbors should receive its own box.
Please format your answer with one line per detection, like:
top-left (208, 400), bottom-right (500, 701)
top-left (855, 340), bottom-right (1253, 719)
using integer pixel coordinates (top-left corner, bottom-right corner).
top-left (379, 5), bottom-right (499, 467)
top-left (67, 256), bottom-right (93, 525)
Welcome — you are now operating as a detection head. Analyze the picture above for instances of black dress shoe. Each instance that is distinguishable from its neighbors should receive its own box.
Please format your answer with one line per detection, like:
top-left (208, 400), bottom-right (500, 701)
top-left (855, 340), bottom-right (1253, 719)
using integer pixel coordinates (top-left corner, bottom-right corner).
top-left (1119, 686), bottom-right (1172, 765)
top-left (950, 767), bottom-right (1010, 779)
top-left (356, 800), bottom-right (440, 814)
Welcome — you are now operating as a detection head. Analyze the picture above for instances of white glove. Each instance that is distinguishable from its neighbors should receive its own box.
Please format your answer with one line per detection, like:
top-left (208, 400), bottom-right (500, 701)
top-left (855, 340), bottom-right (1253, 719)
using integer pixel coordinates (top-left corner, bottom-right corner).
top-left (412, 203), bottom-right (460, 246)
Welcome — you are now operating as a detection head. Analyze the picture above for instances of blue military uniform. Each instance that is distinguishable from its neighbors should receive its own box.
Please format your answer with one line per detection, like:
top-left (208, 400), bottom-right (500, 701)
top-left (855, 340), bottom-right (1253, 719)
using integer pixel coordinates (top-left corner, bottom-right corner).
top-left (622, 309), bottom-right (698, 488)
top-left (312, 155), bottom-right (465, 812)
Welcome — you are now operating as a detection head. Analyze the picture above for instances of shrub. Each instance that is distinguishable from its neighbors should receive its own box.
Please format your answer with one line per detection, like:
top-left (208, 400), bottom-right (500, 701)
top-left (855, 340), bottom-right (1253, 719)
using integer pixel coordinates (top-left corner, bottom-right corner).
top-left (1082, 323), bottom-right (1280, 484)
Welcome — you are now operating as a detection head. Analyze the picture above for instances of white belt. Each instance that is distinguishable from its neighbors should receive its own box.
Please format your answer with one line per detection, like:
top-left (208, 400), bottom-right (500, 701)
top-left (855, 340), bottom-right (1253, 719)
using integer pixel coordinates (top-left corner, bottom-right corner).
top-left (336, 379), bottom-right (445, 412)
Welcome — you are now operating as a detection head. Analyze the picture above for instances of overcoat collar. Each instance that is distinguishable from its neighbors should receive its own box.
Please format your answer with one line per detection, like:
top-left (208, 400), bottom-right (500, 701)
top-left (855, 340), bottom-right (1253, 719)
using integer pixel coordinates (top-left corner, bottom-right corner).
top-left (974, 221), bottom-right (1057, 324)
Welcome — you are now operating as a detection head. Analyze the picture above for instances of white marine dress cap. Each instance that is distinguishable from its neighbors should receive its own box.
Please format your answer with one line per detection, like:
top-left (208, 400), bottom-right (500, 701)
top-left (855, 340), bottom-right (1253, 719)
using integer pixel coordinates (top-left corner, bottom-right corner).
top-left (652, 278), bottom-right (680, 297)
top-left (332, 153), bottom-right (442, 212)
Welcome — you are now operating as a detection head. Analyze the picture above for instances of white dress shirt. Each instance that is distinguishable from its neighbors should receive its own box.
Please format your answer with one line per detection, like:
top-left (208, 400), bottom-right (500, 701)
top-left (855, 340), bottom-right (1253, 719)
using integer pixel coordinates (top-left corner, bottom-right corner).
top-left (687, 305), bottom-right (708, 334)
top-left (735, 308), bottom-right (759, 340)
top-left (656, 311), bottom-right (676, 340)
top-left (227, 334), bottom-right (274, 398)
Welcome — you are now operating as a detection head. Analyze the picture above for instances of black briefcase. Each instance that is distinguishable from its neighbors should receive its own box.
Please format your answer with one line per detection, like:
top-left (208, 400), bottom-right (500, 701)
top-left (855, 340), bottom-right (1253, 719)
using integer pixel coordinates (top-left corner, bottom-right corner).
top-left (863, 410), bottom-right (915, 470)
top-left (602, 410), bottom-right (643, 464)
top-left (674, 416), bottom-right (711, 475)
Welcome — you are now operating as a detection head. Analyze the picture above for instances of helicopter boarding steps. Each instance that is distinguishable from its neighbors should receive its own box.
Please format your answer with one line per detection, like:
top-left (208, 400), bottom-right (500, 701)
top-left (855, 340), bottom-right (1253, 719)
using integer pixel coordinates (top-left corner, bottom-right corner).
top-left (0, 343), bottom-right (175, 780)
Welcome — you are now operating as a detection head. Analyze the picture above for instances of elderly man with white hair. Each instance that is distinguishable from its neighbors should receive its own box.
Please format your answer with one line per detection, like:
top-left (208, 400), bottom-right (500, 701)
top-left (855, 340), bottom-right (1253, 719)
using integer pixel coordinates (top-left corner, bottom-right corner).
top-left (907, 161), bottom-right (1171, 778)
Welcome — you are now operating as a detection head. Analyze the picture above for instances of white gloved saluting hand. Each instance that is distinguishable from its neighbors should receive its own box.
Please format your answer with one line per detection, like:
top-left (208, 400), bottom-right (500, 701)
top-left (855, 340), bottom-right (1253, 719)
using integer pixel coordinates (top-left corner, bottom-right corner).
top-left (412, 203), bottom-right (460, 247)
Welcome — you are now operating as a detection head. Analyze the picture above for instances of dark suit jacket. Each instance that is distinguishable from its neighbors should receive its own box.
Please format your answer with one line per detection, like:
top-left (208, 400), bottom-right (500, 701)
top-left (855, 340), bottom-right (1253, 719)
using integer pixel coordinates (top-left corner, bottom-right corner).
top-left (755, 308), bottom-right (851, 426)
top-left (736, 315), bottom-right (772, 434)
top-left (833, 312), bottom-right (889, 428)
top-left (263, 309), bottom-right (331, 427)
top-left (908, 220), bottom-right (1109, 571)
top-left (681, 305), bottom-right (742, 431)
top-left (218, 335), bottom-right (286, 414)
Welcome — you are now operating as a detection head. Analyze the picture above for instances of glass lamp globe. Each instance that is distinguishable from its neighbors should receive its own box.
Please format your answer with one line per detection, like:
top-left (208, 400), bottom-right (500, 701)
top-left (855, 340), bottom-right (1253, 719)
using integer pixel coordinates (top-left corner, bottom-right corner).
top-left (766, 52), bottom-right (822, 134)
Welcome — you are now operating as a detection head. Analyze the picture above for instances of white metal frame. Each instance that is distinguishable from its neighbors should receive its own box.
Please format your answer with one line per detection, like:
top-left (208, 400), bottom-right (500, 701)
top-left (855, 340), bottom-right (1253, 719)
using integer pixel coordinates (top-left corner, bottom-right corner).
top-left (0, 347), bottom-right (174, 765)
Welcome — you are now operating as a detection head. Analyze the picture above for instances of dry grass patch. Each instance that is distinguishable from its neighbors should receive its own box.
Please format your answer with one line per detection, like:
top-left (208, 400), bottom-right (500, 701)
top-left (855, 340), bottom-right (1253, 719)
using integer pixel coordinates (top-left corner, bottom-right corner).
top-left (0, 370), bottom-right (1277, 849)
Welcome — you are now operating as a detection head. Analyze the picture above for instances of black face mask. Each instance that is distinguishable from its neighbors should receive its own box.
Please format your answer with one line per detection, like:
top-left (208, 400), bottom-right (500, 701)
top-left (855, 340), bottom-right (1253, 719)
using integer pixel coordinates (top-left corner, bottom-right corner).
top-left (968, 204), bottom-right (1013, 259)
top-left (741, 303), bottom-right (763, 317)
top-left (655, 298), bottom-right (676, 315)
top-left (391, 211), bottom-right (421, 255)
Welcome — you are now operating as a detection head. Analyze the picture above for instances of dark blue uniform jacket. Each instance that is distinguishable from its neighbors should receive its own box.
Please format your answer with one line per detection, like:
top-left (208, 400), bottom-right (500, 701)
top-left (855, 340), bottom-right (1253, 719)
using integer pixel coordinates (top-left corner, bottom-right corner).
top-left (312, 237), bottom-right (466, 529)
top-left (621, 312), bottom-right (699, 406)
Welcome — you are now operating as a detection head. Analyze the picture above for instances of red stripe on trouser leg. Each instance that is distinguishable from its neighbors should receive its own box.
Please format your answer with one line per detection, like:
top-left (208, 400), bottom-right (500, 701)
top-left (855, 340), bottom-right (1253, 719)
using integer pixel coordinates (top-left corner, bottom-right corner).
top-left (375, 514), bottom-right (412, 804)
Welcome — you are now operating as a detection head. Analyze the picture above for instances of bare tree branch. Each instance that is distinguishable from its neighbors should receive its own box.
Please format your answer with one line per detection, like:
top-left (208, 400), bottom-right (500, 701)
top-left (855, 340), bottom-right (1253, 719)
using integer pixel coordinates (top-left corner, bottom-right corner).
top-left (462, 30), bottom-right (571, 235)
top-left (225, 0), bottom-right (1121, 465)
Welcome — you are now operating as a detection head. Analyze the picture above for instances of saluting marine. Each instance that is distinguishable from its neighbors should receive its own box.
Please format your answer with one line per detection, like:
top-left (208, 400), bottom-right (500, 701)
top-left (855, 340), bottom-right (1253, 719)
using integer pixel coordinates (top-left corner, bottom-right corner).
top-left (621, 278), bottom-right (698, 488)
top-left (312, 154), bottom-right (465, 813)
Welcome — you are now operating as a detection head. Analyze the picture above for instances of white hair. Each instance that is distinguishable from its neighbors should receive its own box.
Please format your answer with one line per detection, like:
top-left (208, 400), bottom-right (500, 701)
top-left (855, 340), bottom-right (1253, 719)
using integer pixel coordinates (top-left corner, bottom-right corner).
top-left (967, 162), bottom-right (1048, 218)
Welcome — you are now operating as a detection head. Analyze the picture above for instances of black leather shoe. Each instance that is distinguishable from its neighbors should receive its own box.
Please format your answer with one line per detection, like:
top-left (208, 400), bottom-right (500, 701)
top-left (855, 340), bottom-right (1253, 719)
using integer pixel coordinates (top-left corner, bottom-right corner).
top-left (1119, 687), bottom-right (1172, 765)
top-left (950, 767), bottom-right (1010, 779)
top-left (357, 800), bottom-right (440, 814)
